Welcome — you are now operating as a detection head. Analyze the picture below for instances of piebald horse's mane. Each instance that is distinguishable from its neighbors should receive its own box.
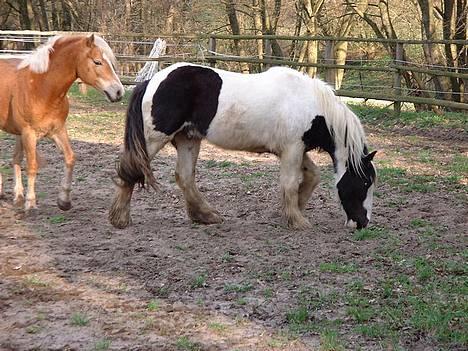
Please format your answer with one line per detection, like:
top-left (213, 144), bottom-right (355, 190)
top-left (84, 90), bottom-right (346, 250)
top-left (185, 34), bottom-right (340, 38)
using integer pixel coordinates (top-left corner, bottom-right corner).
top-left (308, 77), bottom-right (367, 173)
top-left (17, 34), bottom-right (117, 74)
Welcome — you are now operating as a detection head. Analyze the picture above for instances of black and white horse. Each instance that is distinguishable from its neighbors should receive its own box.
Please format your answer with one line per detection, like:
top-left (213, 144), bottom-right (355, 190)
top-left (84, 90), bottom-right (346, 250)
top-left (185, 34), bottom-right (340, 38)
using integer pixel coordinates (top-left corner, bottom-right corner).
top-left (109, 63), bottom-right (377, 230)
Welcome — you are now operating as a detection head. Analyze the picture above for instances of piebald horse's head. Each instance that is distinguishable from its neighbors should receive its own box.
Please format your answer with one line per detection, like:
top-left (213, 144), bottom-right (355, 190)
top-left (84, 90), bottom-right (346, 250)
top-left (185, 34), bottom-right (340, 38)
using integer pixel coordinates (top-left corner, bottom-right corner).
top-left (337, 151), bottom-right (377, 229)
top-left (77, 34), bottom-right (124, 102)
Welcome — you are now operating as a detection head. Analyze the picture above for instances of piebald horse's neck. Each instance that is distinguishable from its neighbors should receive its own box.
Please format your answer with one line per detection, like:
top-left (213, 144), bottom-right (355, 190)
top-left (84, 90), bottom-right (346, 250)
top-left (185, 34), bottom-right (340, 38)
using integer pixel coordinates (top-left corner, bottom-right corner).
top-left (30, 40), bottom-right (79, 102)
top-left (332, 144), bottom-right (351, 183)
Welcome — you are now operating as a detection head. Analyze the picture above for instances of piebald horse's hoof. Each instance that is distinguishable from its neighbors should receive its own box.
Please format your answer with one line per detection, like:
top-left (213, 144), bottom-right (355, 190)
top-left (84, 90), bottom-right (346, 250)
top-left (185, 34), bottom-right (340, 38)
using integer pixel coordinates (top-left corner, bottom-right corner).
top-left (57, 199), bottom-right (72, 211)
top-left (285, 216), bottom-right (312, 230)
top-left (190, 211), bottom-right (223, 225)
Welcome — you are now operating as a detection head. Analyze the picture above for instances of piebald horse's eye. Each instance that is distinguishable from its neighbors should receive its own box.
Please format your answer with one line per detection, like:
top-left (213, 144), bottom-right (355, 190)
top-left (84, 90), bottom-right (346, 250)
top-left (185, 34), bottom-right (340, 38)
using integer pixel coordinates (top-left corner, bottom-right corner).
top-left (93, 59), bottom-right (102, 66)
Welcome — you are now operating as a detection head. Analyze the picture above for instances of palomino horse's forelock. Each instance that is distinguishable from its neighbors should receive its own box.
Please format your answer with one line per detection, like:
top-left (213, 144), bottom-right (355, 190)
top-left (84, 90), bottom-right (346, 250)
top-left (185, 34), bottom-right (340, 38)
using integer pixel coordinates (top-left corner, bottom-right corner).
top-left (116, 79), bottom-right (158, 190)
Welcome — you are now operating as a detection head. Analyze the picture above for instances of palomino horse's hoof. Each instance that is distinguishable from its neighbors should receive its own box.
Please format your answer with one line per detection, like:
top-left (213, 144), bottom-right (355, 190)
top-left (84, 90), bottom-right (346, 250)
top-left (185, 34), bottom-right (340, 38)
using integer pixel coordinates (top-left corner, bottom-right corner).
top-left (57, 199), bottom-right (72, 211)
top-left (13, 195), bottom-right (25, 208)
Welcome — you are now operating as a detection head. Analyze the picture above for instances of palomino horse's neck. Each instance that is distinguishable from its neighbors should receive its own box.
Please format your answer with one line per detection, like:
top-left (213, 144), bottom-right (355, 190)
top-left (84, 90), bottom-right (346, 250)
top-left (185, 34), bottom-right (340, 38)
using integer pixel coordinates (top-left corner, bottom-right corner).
top-left (28, 38), bottom-right (80, 103)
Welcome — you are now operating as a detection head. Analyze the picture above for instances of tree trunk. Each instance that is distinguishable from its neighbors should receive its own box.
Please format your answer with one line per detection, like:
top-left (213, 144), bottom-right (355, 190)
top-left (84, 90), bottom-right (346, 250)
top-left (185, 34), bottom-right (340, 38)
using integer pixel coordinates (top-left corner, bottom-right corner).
top-left (252, 0), bottom-right (265, 70)
top-left (38, 0), bottom-right (49, 31)
top-left (226, 0), bottom-right (250, 73)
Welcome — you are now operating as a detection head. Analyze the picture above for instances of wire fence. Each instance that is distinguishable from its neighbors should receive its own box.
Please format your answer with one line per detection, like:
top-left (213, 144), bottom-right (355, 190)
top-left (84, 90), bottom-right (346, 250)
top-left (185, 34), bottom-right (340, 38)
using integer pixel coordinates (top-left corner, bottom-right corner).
top-left (1, 30), bottom-right (467, 112)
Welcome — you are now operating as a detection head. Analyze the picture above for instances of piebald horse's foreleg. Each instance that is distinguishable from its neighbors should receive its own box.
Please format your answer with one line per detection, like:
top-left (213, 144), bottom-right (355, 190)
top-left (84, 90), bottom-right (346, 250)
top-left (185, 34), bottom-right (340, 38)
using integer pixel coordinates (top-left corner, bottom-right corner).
top-left (12, 136), bottom-right (25, 206)
top-left (51, 127), bottom-right (76, 211)
top-left (21, 129), bottom-right (38, 211)
top-left (298, 153), bottom-right (320, 211)
top-left (280, 143), bottom-right (312, 229)
top-left (173, 133), bottom-right (222, 224)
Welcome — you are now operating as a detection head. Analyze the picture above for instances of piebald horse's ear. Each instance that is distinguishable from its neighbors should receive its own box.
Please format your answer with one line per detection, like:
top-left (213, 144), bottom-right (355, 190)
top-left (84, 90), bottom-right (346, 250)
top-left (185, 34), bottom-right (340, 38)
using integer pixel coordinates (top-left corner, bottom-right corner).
top-left (86, 34), bottom-right (95, 47)
top-left (364, 150), bottom-right (377, 163)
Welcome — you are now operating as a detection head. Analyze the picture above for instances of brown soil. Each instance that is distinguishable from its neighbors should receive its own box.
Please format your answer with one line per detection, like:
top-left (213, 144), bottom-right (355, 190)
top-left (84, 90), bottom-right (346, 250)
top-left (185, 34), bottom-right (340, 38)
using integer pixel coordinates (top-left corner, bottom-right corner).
top-left (0, 100), bottom-right (466, 351)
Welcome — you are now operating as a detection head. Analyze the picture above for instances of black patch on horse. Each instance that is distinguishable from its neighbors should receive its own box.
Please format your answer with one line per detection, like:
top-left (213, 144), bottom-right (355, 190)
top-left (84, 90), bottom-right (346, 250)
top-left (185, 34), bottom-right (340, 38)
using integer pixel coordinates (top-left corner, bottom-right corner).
top-left (302, 115), bottom-right (336, 166)
top-left (151, 65), bottom-right (222, 136)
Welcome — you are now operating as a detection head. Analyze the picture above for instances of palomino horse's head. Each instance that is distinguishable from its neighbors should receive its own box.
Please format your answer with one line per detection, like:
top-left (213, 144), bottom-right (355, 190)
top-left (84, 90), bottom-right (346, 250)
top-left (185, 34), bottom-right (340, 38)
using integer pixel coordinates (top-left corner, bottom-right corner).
top-left (77, 34), bottom-right (124, 102)
top-left (336, 150), bottom-right (377, 229)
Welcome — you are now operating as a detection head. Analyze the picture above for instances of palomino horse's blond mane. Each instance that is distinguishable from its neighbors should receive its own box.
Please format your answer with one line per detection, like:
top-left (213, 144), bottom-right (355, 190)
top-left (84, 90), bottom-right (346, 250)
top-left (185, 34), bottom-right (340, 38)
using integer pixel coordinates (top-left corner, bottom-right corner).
top-left (18, 34), bottom-right (118, 74)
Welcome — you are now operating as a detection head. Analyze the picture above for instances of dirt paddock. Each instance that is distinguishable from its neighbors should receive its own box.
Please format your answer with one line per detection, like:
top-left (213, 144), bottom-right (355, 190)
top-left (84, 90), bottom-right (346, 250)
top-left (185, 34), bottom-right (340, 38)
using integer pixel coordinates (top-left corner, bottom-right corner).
top-left (0, 96), bottom-right (466, 351)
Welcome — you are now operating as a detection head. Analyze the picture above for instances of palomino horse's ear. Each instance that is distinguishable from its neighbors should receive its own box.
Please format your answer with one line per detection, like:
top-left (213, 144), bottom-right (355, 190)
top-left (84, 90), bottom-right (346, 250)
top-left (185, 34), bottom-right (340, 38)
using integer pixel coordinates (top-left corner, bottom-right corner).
top-left (364, 150), bottom-right (377, 163)
top-left (86, 34), bottom-right (95, 47)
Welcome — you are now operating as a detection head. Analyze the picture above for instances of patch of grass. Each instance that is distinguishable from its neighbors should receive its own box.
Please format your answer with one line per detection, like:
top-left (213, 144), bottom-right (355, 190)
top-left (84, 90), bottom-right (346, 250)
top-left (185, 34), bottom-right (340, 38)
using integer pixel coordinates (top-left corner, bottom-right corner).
top-left (224, 282), bottom-right (253, 293)
top-left (377, 166), bottom-right (443, 192)
top-left (319, 329), bottom-right (345, 351)
top-left (94, 339), bottom-right (111, 351)
top-left (417, 150), bottom-right (433, 163)
top-left (175, 336), bottom-right (202, 351)
top-left (450, 154), bottom-right (468, 175)
top-left (413, 257), bottom-right (435, 282)
top-left (354, 323), bottom-right (389, 338)
top-left (410, 218), bottom-right (430, 228)
top-left (69, 82), bottom-right (131, 106)
top-left (319, 262), bottom-right (358, 273)
top-left (263, 287), bottom-right (274, 299)
top-left (208, 322), bottom-right (227, 333)
top-left (205, 159), bottom-right (236, 168)
top-left (49, 214), bottom-right (67, 224)
top-left (190, 274), bottom-right (207, 289)
top-left (147, 299), bottom-right (160, 312)
top-left (236, 297), bottom-right (247, 305)
top-left (240, 171), bottom-right (270, 183)
top-left (24, 275), bottom-right (49, 287)
top-left (347, 306), bottom-right (375, 323)
top-left (70, 312), bottom-right (90, 327)
top-left (350, 103), bottom-right (467, 130)
top-left (26, 324), bottom-right (43, 334)
top-left (353, 226), bottom-right (388, 241)
top-left (221, 251), bottom-right (235, 263)
top-left (286, 306), bottom-right (310, 324)
top-left (0, 165), bottom-right (13, 175)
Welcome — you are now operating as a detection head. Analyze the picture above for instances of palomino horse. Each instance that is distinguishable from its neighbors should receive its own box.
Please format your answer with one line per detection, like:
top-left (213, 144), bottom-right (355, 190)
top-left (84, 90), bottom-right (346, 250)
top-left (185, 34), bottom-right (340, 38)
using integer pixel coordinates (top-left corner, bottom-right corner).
top-left (0, 34), bottom-right (124, 211)
top-left (109, 63), bottom-right (376, 230)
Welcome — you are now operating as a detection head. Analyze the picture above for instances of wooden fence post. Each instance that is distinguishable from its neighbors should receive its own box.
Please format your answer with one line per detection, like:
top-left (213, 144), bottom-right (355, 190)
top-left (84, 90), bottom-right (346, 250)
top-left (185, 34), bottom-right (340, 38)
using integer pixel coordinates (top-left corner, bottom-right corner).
top-left (324, 40), bottom-right (335, 87)
top-left (208, 36), bottom-right (216, 67)
top-left (264, 39), bottom-right (272, 71)
top-left (394, 42), bottom-right (404, 116)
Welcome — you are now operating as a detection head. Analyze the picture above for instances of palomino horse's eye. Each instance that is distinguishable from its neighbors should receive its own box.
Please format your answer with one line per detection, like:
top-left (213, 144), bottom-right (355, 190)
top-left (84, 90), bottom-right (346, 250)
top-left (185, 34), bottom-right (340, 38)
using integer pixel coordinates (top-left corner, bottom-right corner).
top-left (93, 59), bottom-right (102, 66)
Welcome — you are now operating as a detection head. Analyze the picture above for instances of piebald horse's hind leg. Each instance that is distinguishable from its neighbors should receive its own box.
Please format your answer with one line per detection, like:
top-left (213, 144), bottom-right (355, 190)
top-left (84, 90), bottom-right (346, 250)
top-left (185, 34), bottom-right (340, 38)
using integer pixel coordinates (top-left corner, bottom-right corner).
top-left (173, 133), bottom-right (222, 224)
top-left (298, 153), bottom-right (320, 211)
top-left (12, 136), bottom-right (25, 206)
top-left (21, 129), bottom-right (38, 211)
top-left (280, 143), bottom-right (312, 229)
top-left (51, 127), bottom-right (76, 211)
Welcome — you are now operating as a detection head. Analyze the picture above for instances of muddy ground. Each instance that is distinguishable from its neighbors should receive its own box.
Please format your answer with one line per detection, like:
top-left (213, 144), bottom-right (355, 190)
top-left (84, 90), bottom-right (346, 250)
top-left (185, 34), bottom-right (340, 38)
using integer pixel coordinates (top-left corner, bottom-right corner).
top-left (0, 97), bottom-right (466, 351)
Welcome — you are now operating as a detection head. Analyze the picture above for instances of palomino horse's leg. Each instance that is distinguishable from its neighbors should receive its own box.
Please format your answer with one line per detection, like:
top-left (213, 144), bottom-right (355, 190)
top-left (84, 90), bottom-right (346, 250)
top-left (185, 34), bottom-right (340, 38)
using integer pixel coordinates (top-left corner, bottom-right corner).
top-left (298, 153), bottom-right (320, 211)
top-left (51, 127), bottom-right (76, 211)
top-left (21, 129), bottom-right (39, 211)
top-left (12, 136), bottom-right (25, 206)
top-left (280, 143), bottom-right (312, 229)
top-left (173, 133), bottom-right (222, 224)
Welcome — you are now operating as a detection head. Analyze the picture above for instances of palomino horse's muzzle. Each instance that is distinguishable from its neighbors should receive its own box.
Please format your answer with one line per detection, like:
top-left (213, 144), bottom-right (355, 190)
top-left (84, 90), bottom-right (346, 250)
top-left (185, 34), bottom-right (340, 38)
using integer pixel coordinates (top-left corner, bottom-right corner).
top-left (103, 82), bottom-right (125, 102)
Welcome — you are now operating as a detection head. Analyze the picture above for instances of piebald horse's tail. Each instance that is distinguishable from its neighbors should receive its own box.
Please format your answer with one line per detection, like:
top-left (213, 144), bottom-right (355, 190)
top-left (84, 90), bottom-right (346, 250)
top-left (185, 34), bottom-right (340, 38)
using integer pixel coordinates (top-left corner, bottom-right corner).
top-left (116, 79), bottom-right (157, 190)
top-left (109, 80), bottom-right (157, 229)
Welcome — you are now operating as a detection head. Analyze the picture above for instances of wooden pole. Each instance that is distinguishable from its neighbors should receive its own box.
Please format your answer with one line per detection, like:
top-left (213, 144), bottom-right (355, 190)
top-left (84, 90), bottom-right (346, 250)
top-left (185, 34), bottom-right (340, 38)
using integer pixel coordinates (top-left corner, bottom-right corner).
top-left (208, 36), bottom-right (216, 68)
top-left (264, 39), bottom-right (272, 71)
top-left (324, 40), bottom-right (335, 87)
top-left (394, 42), bottom-right (404, 116)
